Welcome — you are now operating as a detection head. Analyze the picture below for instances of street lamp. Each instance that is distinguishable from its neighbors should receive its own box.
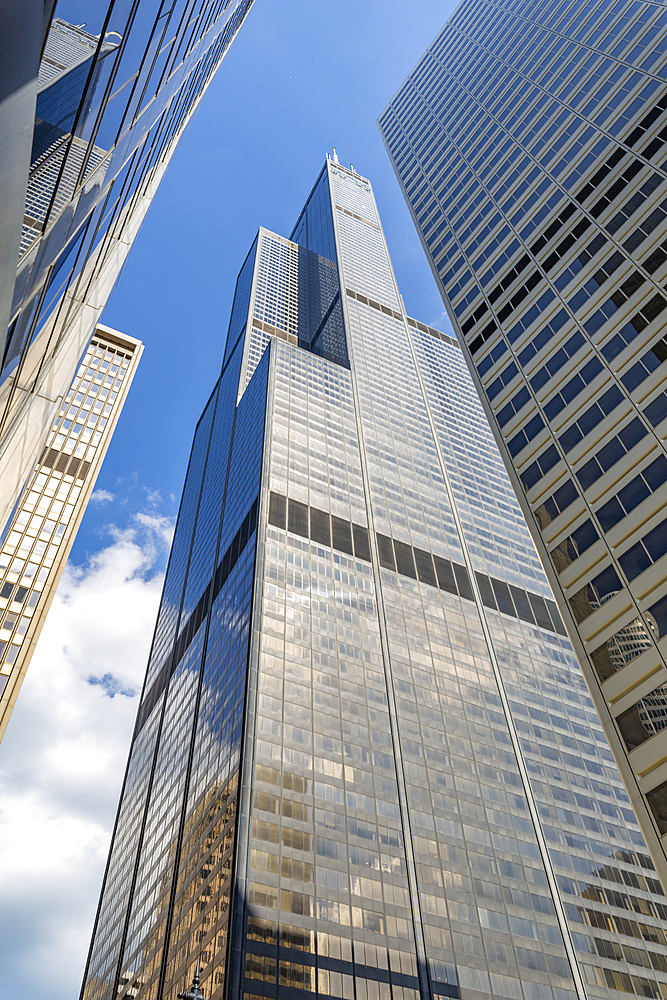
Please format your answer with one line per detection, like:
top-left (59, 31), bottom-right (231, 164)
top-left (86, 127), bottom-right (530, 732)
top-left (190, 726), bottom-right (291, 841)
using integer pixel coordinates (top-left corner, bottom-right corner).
top-left (177, 960), bottom-right (206, 1000)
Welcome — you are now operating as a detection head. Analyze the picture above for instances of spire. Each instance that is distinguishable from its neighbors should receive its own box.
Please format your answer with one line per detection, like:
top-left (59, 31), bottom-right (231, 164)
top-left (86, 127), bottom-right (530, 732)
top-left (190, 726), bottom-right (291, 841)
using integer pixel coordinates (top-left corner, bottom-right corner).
top-left (177, 960), bottom-right (206, 1000)
top-left (332, 146), bottom-right (339, 164)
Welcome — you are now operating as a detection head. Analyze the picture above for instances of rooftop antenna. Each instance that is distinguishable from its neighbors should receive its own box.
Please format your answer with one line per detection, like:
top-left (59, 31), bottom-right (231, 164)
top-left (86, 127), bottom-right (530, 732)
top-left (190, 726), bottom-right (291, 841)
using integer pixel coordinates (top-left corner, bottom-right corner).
top-left (332, 146), bottom-right (339, 164)
top-left (177, 959), bottom-right (206, 1000)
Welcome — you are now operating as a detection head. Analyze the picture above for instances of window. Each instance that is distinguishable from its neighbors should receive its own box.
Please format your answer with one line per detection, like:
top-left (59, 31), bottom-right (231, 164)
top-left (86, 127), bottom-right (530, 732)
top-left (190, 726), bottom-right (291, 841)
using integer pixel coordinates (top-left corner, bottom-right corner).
top-left (590, 617), bottom-right (653, 682)
top-left (508, 413), bottom-right (545, 457)
top-left (554, 232), bottom-right (608, 292)
top-left (606, 171), bottom-right (664, 236)
top-left (576, 417), bottom-right (648, 491)
top-left (569, 250), bottom-right (626, 317)
top-left (570, 565), bottom-right (622, 623)
top-left (559, 385), bottom-right (623, 453)
top-left (518, 309), bottom-right (569, 366)
top-left (615, 683), bottom-right (667, 752)
top-left (648, 593), bottom-right (667, 641)
top-left (575, 145), bottom-right (627, 205)
top-left (623, 196), bottom-right (667, 253)
top-left (646, 779), bottom-right (667, 835)
top-left (550, 519), bottom-right (599, 572)
top-left (535, 479), bottom-right (578, 529)
top-left (498, 386), bottom-right (531, 427)
top-left (619, 518), bottom-right (667, 582)
top-left (521, 444), bottom-right (561, 491)
top-left (645, 390), bottom-right (667, 427)
top-left (530, 331), bottom-right (585, 392)
top-left (477, 338), bottom-right (508, 377)
top-left (622, 334), bottom-right (667, 392)
top-left (508, 289), bottom-right (556, 345)
top-left (544, 356), bottom-right (603, 420)
top-left (487, 361), bottom-right (518, 400)
top-left (596, 455), bottom-right (667, 532)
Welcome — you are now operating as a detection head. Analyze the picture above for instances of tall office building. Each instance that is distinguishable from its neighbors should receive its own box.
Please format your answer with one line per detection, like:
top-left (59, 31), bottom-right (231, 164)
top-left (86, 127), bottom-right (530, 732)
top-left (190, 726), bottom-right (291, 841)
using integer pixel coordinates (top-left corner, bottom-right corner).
top-left (83, 158), bottom-right (667, 1000)
top-left (379, 0), bottom-right (667, 886)
top-left (0, 323), bottom-right (142, 740)
top-left (0, 0), bottom-right (255, 541)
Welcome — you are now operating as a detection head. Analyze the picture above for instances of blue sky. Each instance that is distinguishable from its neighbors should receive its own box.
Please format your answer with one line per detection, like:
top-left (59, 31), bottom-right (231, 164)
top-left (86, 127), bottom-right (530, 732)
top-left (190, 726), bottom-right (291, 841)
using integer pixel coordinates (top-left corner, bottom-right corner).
top-left (70, 0), bottom-right (457, 564)
top-left (0, 2), bottom-right (462, 997)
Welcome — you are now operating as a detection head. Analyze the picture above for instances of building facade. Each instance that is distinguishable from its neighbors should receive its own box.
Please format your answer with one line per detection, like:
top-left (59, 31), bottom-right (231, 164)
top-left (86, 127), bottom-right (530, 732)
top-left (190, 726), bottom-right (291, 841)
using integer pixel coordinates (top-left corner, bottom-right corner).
top-left (379, 0), bottom-right (667, 887)
top-left (83, 159), bottom-right (667, 1000)
top-left (0, 0), bottom-right (255, 543)
top-left (0, 323), bottom-right (141, 740)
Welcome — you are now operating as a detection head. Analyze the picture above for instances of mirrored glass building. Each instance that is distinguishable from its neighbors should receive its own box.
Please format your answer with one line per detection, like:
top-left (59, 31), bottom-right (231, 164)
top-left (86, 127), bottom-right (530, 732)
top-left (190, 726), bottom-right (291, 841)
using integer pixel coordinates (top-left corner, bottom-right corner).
top-left (0, 0), bottom-right (255, 541)
top-left (83, 158), bottom-right (667, 1000)
top-left (379, 0), bottom-right (667, 886)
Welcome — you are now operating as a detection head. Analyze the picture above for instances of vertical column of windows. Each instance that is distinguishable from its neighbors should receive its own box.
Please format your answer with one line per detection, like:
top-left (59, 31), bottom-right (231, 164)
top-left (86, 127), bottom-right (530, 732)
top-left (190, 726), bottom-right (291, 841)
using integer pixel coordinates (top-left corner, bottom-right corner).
top-left (379, 0), bottom-right (667, 882)
top-left (0, 335), bottom-right (134, 709)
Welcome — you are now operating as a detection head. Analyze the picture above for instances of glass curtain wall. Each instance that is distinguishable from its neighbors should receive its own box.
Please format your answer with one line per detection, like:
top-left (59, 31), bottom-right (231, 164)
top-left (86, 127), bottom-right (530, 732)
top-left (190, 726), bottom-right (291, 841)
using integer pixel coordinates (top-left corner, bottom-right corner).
top-left (83, 160), bottom-right (667, 1000)
top-left (0, 0), bottom-right (255, 540)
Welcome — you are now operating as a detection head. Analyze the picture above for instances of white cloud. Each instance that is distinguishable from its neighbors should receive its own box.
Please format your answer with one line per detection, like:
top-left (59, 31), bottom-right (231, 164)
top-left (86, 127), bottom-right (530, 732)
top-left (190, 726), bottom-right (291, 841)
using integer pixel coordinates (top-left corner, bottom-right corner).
top-left (429, 311), bottom-right (454, 335)
top-left (90, 489), bottom-right (115, 503)
top-left (0, 515), bottom-right (171, 1000)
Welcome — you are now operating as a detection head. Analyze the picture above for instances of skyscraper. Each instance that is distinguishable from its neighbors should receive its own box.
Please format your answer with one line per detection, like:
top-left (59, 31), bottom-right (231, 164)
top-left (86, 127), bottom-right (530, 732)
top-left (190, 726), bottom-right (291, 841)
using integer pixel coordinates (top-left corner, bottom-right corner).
top-left (379, 0), bottom-right (667, 886)
top-left (0, 0), bottom-right (255, 540)
top-left (83, 158), bottom-right (667, 1000)
top-left (0, 322), bottom-right (142, 741)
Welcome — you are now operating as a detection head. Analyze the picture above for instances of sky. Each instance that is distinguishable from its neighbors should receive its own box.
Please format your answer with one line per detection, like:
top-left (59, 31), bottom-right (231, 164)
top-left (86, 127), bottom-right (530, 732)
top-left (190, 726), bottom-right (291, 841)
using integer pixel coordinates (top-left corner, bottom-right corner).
top-left (0, 1), bottom-right (459, 997)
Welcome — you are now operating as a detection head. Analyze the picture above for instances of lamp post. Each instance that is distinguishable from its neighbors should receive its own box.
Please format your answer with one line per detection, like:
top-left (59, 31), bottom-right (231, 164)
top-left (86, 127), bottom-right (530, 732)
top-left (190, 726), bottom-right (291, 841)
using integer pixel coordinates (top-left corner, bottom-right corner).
top-left (177, 960), bottom-right (205, 1000)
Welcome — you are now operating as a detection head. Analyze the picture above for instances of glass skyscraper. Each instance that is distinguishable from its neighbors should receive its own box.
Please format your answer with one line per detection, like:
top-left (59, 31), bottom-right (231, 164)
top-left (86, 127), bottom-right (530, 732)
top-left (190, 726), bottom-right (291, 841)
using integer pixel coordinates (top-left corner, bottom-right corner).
top-left (379, 0), bottom-right (667, 887)
top-left (83, 157), bottom-right (667, 1000)
top-left (0, 0), bottom-right (255, 543)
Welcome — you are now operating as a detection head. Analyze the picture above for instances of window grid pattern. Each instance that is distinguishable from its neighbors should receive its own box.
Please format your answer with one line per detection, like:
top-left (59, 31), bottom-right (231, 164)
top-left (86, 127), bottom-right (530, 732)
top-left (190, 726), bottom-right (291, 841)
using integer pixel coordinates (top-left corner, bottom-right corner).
top-left (82, 351), bottom-right (268, 1000)
top-left (2, 0), bottom-right (255, 558)
top-left (380, 0), bottom-right (667, 878)
top-left (85, 158), bottom-right (667, 1000)
top-left (253, 234), bottom-right (300, 340)
top-left (0, 330), bottom-right (138, 736)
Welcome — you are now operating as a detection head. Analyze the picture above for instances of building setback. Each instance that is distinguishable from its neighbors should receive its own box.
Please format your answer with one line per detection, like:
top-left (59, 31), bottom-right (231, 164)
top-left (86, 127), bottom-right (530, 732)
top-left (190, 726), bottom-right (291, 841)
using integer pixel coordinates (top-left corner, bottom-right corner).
top-left (0, 0), bottom-right (255, 541)
top-left (379, 0), bottom-right (667, 887)
top-left (83, 158), bottom-right (667, 1000)
top-left (0, 324), bottom-right (141, 740)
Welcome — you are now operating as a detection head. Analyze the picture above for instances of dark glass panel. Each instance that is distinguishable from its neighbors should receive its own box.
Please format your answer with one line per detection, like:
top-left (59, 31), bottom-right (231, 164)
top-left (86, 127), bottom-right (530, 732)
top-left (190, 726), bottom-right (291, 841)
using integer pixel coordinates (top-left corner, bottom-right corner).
top-left (414, 547), bottom-right (437, 587)
top-left (453, 563), bottom-right (473, 600)
top-left (491, 578), bottom-right (516, 617)
top-left (376, 533), bottom-right (396, 571)
top-left (475, 571), bottom-right (498, 609)
top-left (433, 555), bottom-right (456, 594)
top-left (310, 507), bottom-right (331, 547)
top-left (352, 524), bottom-right (371, 562)
top-left (288, 499), bottom-right (309, 539)
top-left (331, 515), bottom-right (353, 555)
top-left (510, 585), bottom-right (537, 624)
top-left (393, 539), bottom-right (416, 579)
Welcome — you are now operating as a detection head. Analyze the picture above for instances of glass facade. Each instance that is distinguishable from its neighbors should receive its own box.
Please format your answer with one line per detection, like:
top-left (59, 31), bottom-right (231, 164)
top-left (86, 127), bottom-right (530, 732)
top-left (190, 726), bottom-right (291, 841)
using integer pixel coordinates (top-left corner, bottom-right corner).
top-left (0, 323), bottom-right (142, 740)
top-left (379, 0), bottom-right (667, 887)
top-left (0, 0), bottom-right (255, 543)
top-left (83, 159), bottom-right (667, 1000)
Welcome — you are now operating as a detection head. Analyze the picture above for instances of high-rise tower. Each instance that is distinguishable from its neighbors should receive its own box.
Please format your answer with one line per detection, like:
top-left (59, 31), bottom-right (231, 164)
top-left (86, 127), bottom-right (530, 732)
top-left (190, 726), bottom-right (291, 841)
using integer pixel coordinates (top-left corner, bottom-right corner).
top-left (379, 0), bottom-right (667, 886)
top-left (0, 0), bottom-right (255, 540)
top-left (0, 323), bottom-right (142, 741)
top-left (83, 159), bottom-right (667, 1000)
